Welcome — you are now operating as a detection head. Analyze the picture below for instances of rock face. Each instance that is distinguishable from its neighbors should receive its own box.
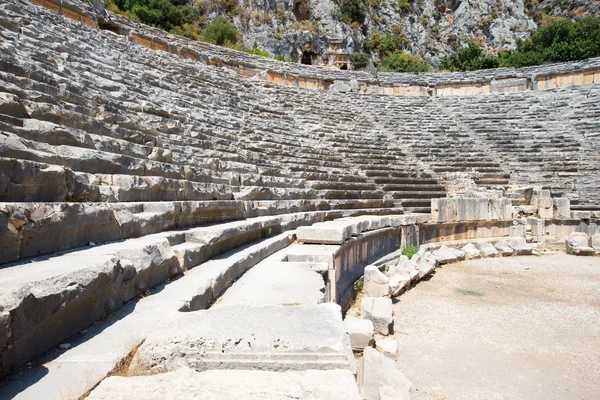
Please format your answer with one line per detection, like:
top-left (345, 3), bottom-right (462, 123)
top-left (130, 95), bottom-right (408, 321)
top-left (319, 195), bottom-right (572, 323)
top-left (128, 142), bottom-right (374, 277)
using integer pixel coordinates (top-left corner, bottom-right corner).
top-left (86, 367), bottom-right (362, 400)
top-left (228, 0), bottom-right (540, 66)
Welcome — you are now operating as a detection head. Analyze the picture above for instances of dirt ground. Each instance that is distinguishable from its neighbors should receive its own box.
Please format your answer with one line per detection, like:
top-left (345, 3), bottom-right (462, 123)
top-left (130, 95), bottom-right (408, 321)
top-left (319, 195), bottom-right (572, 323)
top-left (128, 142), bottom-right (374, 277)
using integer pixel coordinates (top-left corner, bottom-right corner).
top-left (392, 253), bottom-right (600, 400)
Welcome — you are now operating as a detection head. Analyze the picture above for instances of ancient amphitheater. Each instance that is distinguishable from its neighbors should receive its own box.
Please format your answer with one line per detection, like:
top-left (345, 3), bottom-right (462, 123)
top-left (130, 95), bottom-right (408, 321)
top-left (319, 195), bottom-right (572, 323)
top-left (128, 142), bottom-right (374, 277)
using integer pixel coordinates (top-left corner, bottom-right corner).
top-left (0, 0), bottom-right (599, 398)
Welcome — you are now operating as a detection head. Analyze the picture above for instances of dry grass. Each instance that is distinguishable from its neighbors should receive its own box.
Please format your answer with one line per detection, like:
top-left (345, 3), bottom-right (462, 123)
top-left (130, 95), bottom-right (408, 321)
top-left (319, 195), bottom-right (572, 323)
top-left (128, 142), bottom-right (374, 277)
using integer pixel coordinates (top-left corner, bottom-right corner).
top-left (79, 340), bottom-right (155, 399)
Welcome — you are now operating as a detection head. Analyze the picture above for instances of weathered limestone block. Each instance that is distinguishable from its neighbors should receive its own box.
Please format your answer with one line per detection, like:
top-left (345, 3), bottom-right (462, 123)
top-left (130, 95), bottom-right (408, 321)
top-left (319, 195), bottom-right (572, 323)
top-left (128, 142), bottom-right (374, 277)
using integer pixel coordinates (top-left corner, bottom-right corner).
top-left (87, 368), bottom-right (361, 400)
top-left (431, 198), bottom-right (512, 222)
top-left (494, 240), bottom-right (515, 256)
top-left (592, 233), bottom-right (600, 253)
top-left (0, 252), bottom-right (122, 378)
top-left (375, 337), bottom-right (398, 360)
top-left (386, 257), bottom-right (413, 295)
top-left (566, 232), bottom-right (596, 256)
top-left (461, 243), bottom-right (481, 259)
top-left (432, 245), bottom-right (458, 264)
top-left (415, 255), bottom-right (436, 279)
top-left (507, 237), bottom-right (533, 255)
top-left (537, 198), bottom-right (553, 219)
top-left (476, 242), bottom-right (498, 257)
top-left (330, 81), bottom-right (352, 92)
top-left (359, 347), bottom-right (415, 400)
top-left (531, 189), bottom-right (550, 207)
top-left (130, 304), bottom-right (356, 374)
top-left (296, 221), bottom-right (353, 244)
top-left (553, 198), bottom-right (570, 219)
top-left (361, 297), bottom-right (393, 335)
top-left (364, 265), bottom-right (390, 297)
top-left (0, 211), bottom-right (21, 262)
top-left (344, 316), bottom-right (374, 351)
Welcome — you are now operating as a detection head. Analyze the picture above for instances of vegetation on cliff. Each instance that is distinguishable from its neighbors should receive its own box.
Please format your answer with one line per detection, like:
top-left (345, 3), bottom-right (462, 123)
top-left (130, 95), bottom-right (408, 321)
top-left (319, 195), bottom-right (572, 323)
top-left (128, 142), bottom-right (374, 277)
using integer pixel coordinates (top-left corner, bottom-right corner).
top-left (441, 16), bottom-right (600, 71)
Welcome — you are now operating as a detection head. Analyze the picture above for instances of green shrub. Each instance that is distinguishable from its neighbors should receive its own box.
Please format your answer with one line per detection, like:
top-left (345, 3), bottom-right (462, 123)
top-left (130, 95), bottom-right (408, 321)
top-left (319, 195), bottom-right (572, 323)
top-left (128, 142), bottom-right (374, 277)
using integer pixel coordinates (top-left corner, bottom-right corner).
top-left (203, 16), bottom-right (238, 46)
top-left (339, 0), bottom-right (367, 25)
top-left (246, 48), bottom-right (272, 58)
top-left (349, 52), bottom-right (370, 69)
top-left (354, 276), bottom-right (364, 292)
top-left (401, 245), bottom-right (420, 259)
top-left (396, 0), bottom-right (410, 14)
top-left (110, 0), bottom-right (199, 31)
top-left (170, 23), bottom-right (202, 40)
top-left (366, 25), bottom-right (408, 59)
top-left (380, 52), bottom-right (431, 72)
top-left (441, 17), bottom-right (600, 71)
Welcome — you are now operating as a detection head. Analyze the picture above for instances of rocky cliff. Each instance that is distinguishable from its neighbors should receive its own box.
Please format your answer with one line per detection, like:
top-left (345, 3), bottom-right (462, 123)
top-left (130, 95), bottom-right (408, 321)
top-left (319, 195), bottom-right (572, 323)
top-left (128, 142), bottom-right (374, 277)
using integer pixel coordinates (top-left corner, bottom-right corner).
top-left (214, 0), bottom-right (598, 67)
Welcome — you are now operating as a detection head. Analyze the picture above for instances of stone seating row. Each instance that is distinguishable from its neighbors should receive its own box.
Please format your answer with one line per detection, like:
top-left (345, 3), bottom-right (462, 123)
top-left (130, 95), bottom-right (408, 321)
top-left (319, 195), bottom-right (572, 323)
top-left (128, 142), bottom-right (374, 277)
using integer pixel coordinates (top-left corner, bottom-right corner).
top-left (0, 209), bottom-right (346, 378)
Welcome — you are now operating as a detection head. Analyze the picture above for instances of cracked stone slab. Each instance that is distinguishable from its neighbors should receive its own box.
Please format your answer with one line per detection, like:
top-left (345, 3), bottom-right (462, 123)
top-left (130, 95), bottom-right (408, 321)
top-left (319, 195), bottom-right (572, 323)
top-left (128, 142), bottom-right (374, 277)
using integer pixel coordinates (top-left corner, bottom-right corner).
top-left (130, 303), bottom-right (356, 374)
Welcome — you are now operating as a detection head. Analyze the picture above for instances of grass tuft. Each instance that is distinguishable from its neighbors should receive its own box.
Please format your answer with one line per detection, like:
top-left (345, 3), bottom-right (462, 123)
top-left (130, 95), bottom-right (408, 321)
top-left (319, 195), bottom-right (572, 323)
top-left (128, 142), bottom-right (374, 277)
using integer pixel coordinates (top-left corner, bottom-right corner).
top-left (455, 288), bottom-right (485, 297)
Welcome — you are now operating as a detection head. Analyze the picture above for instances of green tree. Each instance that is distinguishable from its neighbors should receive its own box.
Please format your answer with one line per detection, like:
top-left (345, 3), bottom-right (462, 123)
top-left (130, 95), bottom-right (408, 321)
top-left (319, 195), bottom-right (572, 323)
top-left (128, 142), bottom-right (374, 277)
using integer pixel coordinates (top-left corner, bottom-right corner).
top-left (380, 52), bottom-right (431, 72)
top-left (339, 0), bottom-right (367, 25)
top-left (440, 17), bottom-right (600, 71)
top-left (350, 52), bottom-right (370, 69)
top-left (203, 16), bottom-right (238, 46)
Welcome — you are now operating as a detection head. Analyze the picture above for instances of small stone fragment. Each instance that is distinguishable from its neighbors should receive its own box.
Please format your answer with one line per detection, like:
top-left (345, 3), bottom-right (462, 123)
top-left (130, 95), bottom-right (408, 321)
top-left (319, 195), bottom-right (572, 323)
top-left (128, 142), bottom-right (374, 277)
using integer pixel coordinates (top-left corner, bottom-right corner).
top-left (375, 337), bottom-right (398, 359)
top-left (477, 242), bottom-right (498, 258)
top-left (363, 265), bottom-right (390, 298)
top-left (361, 297), bottom-right (393, 336)
top-left (344, 316), bottom-right (374, 351)
top-left (461, 243), bottom-right (481, 259)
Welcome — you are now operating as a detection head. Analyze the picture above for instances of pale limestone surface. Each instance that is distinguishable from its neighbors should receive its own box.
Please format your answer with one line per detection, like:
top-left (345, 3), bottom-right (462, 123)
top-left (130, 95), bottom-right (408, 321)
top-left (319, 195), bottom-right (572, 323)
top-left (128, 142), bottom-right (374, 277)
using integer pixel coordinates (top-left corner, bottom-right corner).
top-left (87, 367), bottom-right (361, 400)
top-left (130, 304), bottom-right (356, 374)
top-left (215, 258), bottom-right (326, 307)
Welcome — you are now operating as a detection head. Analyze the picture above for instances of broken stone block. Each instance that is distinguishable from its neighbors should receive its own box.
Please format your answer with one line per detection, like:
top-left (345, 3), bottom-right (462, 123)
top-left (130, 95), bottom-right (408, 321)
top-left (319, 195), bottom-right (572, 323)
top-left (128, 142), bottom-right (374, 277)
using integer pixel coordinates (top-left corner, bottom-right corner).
top-left (344, 316), bottom-right (374, 351)
top-left (566, 232), bottom-right (596, 256)
top-left (363, 265), bottom-right (390, 298)
top-left (375, 337), bottom-right (398, 360)
top-left (432, 245), bottom-right (458, 264)
top-left (386, 259), bottom-right (412, 296)
top-left (87, 367), bottom-right (361, 400)
top-left (461, 243), bottom-right (481, 259)
top-left (416, 256), bottom-right (436, 279)
top-left (359, 347), bottom-right (415, 400)
top-left (507, 237), bottom-right (533, 255)
top-left (476, 242), bottom-right (498, 258)
top-left (494, 240), bottom-right (515, 256)
top-left (361, 297), bottom-right (393, 335)
top-left (330, 81), bottom-right (352, 92)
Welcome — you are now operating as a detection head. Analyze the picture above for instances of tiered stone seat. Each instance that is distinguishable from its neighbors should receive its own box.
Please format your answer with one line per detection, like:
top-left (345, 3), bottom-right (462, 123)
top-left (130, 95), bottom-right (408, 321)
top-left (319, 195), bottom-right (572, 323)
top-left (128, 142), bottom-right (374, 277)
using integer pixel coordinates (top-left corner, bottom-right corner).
top-left (1, 0), bottom-right (600, 396)
top-left (437, 89), bottom-right (599, 203)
